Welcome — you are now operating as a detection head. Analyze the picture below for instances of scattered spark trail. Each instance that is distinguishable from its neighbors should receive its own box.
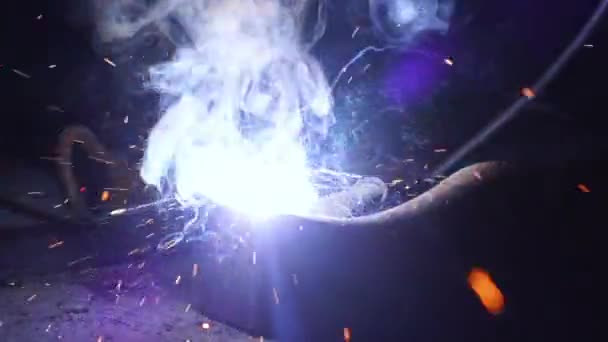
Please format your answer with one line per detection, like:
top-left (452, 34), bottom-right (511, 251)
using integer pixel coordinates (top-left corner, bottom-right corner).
top-left (12, 69), bottom-right (31, 79)
top-left (330, 44), bottom-right (447, 90)
top-left (331, 46), bottom-right (390, 90)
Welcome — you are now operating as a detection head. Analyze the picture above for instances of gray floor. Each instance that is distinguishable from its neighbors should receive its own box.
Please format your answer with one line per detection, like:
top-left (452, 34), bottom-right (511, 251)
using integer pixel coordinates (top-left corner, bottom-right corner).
top-left (0, 264), bottom-right (258, 342)
top-left (0, 162), bottom-right (71, 229)
top-left (0, 161), bottom-right (265, 341)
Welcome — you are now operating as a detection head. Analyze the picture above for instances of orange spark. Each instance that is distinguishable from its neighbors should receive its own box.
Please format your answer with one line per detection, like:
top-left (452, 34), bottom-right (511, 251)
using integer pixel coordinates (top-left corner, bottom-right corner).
top-left (344, 327), bottom-right (352, 342)
top-left (101, 191), bottom-right (110, 201)
top-left (577, 184), bottom-right (591, 193)
top-left (521, 87), bottom-right (535, 99)
top-left (468, 267), bottom-right (505, 315)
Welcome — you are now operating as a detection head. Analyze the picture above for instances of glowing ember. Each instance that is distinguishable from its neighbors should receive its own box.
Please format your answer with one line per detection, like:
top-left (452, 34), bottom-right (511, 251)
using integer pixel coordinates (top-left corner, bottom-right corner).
top-left (577, 183), bottom-right (591, 192)
top-left (344, 327), bottom-right (352, 341)
top-left (521, 87), bottom-right (536, 99)
top-left (468, 267), bottom-right (505, 315)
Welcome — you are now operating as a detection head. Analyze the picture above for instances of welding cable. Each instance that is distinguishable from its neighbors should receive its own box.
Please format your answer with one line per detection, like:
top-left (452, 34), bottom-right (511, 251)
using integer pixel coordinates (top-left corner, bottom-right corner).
top-left (433, 0), bottom-right (608, 175)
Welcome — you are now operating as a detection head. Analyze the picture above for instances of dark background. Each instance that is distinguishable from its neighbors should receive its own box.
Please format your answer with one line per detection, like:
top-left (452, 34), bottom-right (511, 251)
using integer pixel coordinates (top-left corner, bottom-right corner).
top-left (0, 0), bottom-right (607, 341)
top-left (1, 0), bottom-right (607, 171)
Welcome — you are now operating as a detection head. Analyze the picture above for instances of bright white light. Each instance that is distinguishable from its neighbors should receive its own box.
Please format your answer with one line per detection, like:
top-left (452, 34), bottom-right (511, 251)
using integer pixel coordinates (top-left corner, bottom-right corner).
top-left (171, 134), bottom-right (319, 218)
top-left (107, 0), bottom-right (335, 218)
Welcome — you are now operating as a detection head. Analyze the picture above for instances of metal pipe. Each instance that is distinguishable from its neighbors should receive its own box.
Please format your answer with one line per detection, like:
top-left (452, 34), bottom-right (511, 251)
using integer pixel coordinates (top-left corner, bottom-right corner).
top-left (2, 123), bottom-right (509, 235)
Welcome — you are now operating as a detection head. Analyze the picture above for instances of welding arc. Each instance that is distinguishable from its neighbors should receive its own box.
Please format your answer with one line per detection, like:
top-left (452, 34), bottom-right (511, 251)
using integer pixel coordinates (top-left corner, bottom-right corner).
top-left (99, 161), bottom-right (507, 227)
top-left (433, 0), bottom-right (608, 176)
top-left (50, 126), bottom-right (506, 228)
top-left (50, 126), bottom-right (507, 228)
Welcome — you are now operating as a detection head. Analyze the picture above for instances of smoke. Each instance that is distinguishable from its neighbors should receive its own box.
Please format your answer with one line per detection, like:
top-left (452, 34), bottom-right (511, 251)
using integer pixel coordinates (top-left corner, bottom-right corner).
top-left (369, 0), bottom-right (453, 44)
top-left (93, 0), bottom-right (335, 218)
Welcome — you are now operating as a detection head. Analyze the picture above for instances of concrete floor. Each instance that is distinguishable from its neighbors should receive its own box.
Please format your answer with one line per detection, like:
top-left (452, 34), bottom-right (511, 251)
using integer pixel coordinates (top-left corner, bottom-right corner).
top-left (0, 162), bottom-right (68, 228)
top-left (0, 160), bottom-right (266, 341)
top-left (0, 264), bottom-right (259, 341)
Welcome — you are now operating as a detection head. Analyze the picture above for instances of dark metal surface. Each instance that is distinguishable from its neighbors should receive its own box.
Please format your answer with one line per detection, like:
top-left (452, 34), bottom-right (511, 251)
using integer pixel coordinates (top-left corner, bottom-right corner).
top-left (1, 160), bottom-right (603, 340)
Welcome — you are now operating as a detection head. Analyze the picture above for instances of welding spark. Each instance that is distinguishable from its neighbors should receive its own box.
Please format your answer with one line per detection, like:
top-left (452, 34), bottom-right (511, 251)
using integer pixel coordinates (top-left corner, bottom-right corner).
top-left (110, 208), bottom-right (127, 216)
top-left (48, 241), bottom-right (64, 249)
top-left (67, 255), bottom-right (93, 267)
top-left (331, 46), bottom-right (389, 89)
top-left (12, 69), bottom-right (31, 79)
top-left (103, 57), bottom-right (116, 67)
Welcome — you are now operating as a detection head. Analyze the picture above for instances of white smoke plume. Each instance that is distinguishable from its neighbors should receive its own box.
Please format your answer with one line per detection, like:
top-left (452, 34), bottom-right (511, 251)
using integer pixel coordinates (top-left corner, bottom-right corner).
top-left (93, 0), bottom-right (337, 218)
top-left (368, 0), bottom-right (453, 44)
